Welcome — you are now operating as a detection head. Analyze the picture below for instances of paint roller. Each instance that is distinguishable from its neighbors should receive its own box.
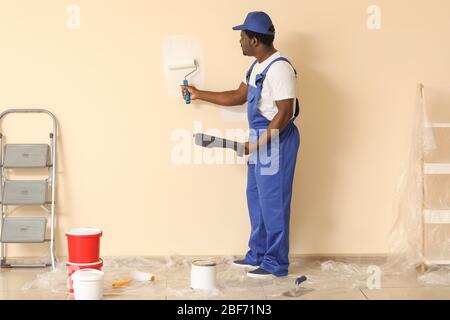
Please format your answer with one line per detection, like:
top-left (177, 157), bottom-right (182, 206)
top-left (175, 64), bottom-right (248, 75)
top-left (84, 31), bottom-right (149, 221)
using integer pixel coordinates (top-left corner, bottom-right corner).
top-left (111, 271), bottom-right (156, 288)
top-left (168, 59), bottom-right (197, 104)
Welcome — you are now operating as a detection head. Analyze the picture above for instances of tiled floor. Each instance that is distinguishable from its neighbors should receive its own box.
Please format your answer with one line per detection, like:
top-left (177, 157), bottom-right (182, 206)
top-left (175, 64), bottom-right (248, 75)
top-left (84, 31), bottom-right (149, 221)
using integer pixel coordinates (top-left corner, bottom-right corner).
top-left (0, 256), bottom-right (449, 300)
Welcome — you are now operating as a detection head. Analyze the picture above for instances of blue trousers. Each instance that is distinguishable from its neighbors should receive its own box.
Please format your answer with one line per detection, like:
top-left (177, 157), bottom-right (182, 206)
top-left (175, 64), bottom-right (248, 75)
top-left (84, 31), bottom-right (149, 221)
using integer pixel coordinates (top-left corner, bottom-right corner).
top-left (244, 123), bottom-right (300, 276)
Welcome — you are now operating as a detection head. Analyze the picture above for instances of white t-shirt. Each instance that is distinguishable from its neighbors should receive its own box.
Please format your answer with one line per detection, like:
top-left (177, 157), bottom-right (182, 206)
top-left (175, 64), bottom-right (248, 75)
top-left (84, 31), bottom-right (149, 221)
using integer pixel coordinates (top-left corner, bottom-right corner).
top-left (243, 51), bottom-right (297, 121)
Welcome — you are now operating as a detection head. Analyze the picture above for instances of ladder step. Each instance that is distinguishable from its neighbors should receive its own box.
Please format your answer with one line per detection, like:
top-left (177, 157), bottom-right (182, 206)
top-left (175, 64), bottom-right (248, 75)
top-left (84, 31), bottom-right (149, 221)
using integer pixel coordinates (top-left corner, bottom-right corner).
top-left (424, 163), bottom-right (450, 175)
top-left (425, 260), bottom-right (450, 266)
top-left (1, 260), bottom-right (51, 268)
top-left (3, 144), bottom-right (50, 168)
top-left (1, 180), bottom-right (48, 205)
top-left (425, 123), bottom-right (450, 128)
top-left (424, 210), bottom-right (450, 224)
top-left (0, 217), bottom-right (47, 243)
top-left (3, 263), bottom-right (50, 268)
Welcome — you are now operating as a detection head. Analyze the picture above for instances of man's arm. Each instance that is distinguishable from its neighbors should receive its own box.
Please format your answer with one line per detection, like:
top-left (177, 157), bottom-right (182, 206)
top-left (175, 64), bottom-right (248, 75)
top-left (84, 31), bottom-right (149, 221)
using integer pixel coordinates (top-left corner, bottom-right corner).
top-left (245, 98), bottom-right (294, 154)
top-left (181, 82), bottom-right (247, 107)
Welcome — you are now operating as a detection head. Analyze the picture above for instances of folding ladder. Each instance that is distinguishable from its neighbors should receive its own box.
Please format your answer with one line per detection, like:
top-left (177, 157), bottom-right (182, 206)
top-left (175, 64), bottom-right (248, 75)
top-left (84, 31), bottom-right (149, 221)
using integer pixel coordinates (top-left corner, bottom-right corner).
top-left (0, 109), bottom-right (57, 270)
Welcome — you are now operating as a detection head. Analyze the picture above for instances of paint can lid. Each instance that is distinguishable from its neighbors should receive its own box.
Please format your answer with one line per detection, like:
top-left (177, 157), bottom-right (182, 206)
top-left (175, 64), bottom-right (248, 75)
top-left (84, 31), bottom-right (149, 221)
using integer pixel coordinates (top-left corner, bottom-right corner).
top-left (65, 227), bottom-right (102, 237)
top-left (192, 260), bottom-right (216, 267)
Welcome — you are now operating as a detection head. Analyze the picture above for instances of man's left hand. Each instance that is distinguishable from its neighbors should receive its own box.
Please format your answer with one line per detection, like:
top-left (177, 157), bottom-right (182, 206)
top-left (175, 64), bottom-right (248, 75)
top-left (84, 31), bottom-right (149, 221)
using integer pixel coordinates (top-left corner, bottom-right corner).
top-left (244, 141), bottom-right (257, 155)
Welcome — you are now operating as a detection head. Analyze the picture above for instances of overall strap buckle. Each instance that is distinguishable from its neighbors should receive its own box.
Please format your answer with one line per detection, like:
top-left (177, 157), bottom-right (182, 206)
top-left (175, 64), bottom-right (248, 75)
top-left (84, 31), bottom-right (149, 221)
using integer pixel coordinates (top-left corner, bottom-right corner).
top-left (246, 60), bottom-right (258, 84)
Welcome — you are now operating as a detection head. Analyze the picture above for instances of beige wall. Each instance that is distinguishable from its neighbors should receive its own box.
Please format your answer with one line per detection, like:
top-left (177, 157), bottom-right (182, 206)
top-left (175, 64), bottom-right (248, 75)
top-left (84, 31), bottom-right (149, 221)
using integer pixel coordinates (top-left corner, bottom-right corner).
top-left (1, 0), bottom-right (450, 258)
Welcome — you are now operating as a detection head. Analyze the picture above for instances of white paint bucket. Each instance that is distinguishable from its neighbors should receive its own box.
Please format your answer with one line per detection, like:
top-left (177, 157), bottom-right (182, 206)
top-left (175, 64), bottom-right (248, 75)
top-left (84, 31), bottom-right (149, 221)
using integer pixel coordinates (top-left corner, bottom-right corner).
top-left (72, 268), bottom-right (104, 300)
top-left (190, 260), bottom-right (216, 291)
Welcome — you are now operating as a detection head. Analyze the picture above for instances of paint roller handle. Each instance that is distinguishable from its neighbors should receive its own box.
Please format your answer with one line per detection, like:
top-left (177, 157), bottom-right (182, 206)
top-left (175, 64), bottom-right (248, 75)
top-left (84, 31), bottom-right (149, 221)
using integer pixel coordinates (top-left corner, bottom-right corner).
top-left (183, 80), bottom-right (191, 104)
top-left (181, 84), bottom-right (200, 102)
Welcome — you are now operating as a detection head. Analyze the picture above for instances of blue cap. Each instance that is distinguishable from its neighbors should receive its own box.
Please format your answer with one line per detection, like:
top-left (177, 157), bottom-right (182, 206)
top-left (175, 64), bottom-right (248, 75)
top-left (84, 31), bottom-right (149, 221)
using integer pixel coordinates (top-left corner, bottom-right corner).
top-left (232, 11), bottom-right (274, 36)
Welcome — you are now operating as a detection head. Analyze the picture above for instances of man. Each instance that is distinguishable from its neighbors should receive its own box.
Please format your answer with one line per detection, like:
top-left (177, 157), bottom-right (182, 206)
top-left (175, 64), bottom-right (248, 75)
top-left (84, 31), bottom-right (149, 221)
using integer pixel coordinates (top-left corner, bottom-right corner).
top-left (181, 11), bottom-right (300, 278)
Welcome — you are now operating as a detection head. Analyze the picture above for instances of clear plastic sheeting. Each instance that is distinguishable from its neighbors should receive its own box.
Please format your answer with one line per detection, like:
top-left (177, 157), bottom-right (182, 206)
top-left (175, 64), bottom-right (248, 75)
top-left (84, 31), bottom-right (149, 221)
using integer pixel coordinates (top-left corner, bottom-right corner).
top-left (418, 266), bottom-right (450, 286)
top-left (264, 259), bottom-right (370, 299)
top-left (18, 256), bottom-right (372, 298)
top-left (386, 84), bottom-right (433, 271)
top-left (22, 256), bottom-right (175, 297)
top-left (387, 83), bottom-right (450, 277)
top-left (20, 255), bottom-right (450, 299)
top-left (21, 264), bottom-right (68, 294)
top-left (21, 256), bottom-right (264, 298)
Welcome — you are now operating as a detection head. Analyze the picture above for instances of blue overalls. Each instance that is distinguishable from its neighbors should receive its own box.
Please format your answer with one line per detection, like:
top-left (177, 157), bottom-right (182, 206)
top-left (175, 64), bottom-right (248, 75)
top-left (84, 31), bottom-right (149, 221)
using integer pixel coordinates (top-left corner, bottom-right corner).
top-left (243, 57), bottom-right (300, 276)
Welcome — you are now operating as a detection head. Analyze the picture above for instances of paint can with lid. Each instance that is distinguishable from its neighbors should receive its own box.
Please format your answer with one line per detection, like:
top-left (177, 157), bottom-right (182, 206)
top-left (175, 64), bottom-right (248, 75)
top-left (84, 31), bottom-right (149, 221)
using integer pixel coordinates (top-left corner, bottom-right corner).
top-left (190, 260), bottom-right (217, 291)
top-left (65, 228), bottom-right (102, 263)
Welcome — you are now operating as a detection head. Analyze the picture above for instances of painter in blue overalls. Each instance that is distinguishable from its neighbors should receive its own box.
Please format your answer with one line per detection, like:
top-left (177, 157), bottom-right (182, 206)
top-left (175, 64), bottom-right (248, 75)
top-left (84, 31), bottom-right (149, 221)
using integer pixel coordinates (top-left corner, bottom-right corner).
top-left (181, 11), bottom-right (300, 278)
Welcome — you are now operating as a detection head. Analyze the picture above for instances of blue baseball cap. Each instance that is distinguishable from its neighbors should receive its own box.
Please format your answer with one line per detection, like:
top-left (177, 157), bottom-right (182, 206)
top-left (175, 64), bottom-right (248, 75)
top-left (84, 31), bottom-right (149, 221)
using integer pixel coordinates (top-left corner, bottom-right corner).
top-left (232, 11), bottom-right (275, 36)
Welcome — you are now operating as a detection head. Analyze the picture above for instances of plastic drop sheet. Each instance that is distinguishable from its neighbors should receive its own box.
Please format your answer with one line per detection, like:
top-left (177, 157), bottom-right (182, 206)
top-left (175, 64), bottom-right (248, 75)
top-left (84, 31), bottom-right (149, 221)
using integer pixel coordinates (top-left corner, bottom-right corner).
top-left (385, 84), bottom-right (450, 283)
top-left (18, 256), bottom-right (366, 298)
top-left (22, 256), bottom-right (171, 297)
top-left (20, 256), bottom-right (450, 299)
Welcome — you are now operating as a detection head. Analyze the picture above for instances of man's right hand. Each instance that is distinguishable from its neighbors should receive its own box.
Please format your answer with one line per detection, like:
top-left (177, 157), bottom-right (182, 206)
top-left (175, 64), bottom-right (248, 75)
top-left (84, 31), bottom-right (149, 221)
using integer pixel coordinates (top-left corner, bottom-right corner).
top-left (180, 84), bottom-right (200, 101)
top-left (178, 82), bottom-right (247, 107)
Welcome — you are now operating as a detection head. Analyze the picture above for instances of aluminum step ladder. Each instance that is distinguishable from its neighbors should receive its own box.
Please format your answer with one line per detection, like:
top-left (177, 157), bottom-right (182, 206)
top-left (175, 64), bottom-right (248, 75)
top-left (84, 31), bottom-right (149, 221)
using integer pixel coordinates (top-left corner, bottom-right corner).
top-left (0, 109), bottom-right (57, 270)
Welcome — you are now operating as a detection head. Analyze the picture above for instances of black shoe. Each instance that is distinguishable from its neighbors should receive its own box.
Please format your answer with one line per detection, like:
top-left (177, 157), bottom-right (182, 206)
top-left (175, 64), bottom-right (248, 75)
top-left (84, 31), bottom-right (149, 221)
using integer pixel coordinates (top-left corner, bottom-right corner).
top-left (247, 267), bottom-right (273, 278)
top-left (232, 259), bottom-right (259, 269)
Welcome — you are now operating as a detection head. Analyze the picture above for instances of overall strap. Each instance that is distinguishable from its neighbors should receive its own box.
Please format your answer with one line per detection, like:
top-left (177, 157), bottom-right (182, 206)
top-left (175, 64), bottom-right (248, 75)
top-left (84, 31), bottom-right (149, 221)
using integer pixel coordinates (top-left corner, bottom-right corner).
top-left (256, 57), bottom-right (298, 86)
top-left (246, 60), bottom-right (258, 84)
top-left (256, 57), bottom-right (300, 121)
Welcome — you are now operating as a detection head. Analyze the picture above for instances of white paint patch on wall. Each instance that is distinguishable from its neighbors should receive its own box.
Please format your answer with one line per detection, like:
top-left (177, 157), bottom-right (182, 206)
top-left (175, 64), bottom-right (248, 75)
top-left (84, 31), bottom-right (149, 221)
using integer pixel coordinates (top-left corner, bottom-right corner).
top-left (162, 36), bottom-right (246, 122)
top-left (220, 105), bottom-right (247, 122)
top-left (162, 36), bottom-right (205, 98)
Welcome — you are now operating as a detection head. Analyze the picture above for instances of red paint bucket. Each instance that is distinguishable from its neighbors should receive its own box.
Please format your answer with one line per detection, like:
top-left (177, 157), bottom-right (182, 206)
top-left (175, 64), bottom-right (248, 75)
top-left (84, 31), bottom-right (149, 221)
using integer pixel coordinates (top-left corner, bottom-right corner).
top-left (66, 259), bottom-right (103, 293)
top-left (66, 228), bottom-right (102, 263)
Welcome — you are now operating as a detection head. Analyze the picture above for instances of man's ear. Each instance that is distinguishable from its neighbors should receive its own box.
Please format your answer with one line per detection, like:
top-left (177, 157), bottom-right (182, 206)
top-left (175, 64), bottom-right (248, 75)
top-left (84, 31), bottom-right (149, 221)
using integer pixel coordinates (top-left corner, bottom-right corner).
top-left (250, 37), bottom-right (258, 47)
